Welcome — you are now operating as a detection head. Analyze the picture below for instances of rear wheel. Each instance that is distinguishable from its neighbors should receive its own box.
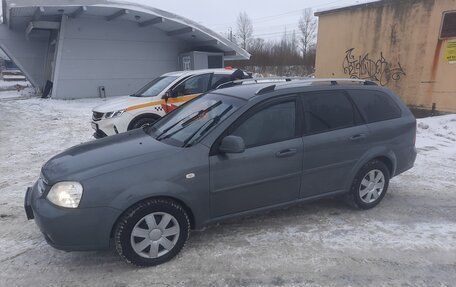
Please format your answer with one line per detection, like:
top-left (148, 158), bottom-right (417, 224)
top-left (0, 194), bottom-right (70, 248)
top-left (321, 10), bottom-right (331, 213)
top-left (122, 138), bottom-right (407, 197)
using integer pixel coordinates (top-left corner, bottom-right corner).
top-left (348, 160), bottom-right (390, 209)
top-left (114, 199), bottom-right (190, 267)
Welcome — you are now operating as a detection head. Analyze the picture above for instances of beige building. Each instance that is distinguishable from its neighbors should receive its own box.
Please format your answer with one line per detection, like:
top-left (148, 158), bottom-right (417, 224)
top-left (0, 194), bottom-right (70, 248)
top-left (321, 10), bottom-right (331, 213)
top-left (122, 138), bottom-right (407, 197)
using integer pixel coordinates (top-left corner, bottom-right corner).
top-left (315, 0), bottom-right (456, 113)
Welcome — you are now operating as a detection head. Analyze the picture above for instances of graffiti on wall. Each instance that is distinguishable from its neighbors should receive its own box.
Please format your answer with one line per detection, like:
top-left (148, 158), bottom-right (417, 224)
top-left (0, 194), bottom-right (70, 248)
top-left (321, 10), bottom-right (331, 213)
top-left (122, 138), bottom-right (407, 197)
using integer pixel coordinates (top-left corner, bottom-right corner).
top-left (342, 48), bottom-right (406, 86)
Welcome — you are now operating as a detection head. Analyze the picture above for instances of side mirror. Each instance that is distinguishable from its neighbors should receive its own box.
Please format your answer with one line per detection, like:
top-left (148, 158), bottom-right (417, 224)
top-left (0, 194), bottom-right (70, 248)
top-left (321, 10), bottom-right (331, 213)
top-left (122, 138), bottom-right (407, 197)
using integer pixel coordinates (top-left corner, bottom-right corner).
top-left (219, 136), bottom-right (245, 154)
top-left (163, 90), bottom-right (171, 101)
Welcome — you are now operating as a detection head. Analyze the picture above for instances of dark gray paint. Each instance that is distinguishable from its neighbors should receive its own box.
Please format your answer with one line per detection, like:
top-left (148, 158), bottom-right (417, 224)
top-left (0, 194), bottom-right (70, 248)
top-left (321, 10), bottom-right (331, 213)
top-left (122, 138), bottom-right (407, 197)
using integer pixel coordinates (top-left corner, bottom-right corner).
top-left (27, 83), bottom-right (417, 251)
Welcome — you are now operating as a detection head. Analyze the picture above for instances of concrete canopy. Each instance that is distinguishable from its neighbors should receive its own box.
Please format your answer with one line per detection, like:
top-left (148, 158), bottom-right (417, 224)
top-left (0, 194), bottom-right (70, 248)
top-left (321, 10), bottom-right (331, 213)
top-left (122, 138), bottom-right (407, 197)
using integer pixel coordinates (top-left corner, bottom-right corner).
top-left (0, 0), bottom-right (250, 98)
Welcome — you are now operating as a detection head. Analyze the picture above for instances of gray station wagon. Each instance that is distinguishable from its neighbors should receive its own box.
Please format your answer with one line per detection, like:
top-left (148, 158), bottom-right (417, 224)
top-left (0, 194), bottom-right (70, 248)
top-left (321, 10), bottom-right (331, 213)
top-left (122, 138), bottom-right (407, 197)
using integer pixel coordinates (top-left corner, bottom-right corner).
top-left (25, 78), bottom-right (417, 266)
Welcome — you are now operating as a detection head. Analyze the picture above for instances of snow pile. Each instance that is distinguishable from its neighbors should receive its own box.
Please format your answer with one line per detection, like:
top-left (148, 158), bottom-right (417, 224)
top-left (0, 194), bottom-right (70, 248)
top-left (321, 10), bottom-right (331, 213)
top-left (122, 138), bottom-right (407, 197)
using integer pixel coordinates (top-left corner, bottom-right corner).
top-left (0, 80), bottom-right (35, 99)
top-left (0, 80), bottom-right (30, 88)
top-left (416, 114), bottom-right (456, 148)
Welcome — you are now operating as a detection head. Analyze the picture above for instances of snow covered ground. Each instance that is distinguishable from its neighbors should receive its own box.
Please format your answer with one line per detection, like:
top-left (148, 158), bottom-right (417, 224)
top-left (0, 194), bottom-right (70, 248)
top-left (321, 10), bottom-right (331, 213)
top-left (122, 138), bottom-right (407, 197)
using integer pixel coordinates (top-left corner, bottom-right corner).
top-left (0, 82), bottom-right (34, 99)
top-left (0, 91), bottom-right (455, 286)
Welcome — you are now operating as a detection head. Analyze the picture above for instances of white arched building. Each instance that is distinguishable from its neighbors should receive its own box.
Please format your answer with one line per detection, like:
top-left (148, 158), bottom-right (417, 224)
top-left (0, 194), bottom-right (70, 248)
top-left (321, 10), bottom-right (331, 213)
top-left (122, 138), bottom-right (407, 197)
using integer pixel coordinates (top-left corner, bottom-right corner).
top-left (0, 0), bottom-right (250, 98)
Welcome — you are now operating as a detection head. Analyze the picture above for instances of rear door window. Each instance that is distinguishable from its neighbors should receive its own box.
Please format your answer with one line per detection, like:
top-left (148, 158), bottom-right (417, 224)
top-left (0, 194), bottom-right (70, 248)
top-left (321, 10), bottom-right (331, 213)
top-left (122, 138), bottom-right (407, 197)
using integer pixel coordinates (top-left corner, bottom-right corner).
top-left (302, 91), bottom-right (359, 134)
top-left (348, 90), bottom-right (402, 123)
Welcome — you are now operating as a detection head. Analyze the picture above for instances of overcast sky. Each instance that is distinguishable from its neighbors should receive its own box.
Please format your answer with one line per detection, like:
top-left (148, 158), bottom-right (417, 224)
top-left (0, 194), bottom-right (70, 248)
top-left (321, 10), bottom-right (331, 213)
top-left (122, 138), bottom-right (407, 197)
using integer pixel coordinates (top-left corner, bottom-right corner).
top-left (146, 0), bottom-right (377, 40)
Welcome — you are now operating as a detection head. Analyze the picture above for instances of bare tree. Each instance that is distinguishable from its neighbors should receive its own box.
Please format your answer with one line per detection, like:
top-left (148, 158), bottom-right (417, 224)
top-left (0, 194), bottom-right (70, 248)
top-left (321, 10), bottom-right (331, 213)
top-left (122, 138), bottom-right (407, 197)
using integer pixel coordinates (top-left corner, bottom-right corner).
top-left (290, 30), bottom-right (298, 54)
top-left (298, 8), bottom-right (317, 60)
top-left (236, 12), bottom-right (253, 50)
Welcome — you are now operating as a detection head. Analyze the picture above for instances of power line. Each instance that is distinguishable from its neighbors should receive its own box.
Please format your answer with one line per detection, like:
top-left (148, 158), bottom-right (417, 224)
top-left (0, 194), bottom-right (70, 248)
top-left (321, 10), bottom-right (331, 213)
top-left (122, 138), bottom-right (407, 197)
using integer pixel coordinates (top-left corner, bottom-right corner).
top-left (253, 0), bottom-right (348, 22)
top-left (209, 0), bottom-right (349, 28)
top-left (215, 0), bottom-right (376, 41)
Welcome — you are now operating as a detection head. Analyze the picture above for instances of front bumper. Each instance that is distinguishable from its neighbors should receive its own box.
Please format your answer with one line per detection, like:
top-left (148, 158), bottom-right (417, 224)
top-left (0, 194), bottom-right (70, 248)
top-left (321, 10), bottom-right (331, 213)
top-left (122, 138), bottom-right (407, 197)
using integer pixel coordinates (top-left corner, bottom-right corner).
top-left (91, 114), bottom-right (131, 139)
top-left (24, 187), bottom-right (34, 220)
top-left (93, 128), bottom-right (108, 139)
top-left (24, 181), bottom-right (121, 251)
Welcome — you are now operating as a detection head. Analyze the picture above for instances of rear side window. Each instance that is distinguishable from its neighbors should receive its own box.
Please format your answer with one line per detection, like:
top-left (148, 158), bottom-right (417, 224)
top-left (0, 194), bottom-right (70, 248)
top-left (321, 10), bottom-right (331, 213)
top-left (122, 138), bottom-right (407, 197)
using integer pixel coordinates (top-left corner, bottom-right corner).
top-left (348, 90), bottom-right (402, 123)
top-left (302, 92), bottom-right (358, 134)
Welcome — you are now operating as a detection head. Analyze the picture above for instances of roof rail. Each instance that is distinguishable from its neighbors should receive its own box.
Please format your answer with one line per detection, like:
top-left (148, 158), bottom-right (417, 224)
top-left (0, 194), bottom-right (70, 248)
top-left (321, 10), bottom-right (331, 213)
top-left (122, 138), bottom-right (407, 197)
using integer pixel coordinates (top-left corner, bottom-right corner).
top-left (256, 84), bottom-right (276, 95)
top-left (216, 77), bottom-right (310, 89)
top-left (216, 77), bottom-right (377, 90)
top-left (302, 78), bottom-right (378, 86)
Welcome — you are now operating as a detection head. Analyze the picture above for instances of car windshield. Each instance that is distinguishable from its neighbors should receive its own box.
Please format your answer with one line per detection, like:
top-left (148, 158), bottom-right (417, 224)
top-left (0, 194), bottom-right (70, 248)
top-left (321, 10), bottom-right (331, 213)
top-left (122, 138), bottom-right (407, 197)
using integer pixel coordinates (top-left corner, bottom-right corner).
top-left (148, 93), bottom-right (243, 147)
top-left (131, 76), bottom-right (179, 97)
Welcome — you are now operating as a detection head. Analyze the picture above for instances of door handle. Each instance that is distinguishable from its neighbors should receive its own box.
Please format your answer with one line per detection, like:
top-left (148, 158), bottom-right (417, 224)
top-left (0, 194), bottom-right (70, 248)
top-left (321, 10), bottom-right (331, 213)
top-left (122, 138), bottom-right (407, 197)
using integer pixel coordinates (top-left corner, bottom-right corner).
top-left (349, 134), bottom-right (367, 141)
top-left (276, 148), bottom-right (298, 158)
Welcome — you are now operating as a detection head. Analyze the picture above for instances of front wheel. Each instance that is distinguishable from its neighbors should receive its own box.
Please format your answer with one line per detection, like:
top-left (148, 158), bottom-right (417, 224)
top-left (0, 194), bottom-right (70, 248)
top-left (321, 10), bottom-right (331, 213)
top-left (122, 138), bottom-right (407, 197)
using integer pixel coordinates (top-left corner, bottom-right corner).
top-left (130, 117), bottom-right (159, 130)
top-left (348, 160), bottom-right (390, 209)
top-left (114, 199), bottom-right (190, 267)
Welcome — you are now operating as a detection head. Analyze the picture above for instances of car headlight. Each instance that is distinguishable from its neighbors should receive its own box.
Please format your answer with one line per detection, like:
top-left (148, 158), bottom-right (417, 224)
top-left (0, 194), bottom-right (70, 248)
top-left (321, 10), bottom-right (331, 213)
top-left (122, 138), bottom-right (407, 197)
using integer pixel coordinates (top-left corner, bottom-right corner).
top-left (105, 109), bottom-right (126, 119)
top-left (47, 182), bottom-right (83, 208)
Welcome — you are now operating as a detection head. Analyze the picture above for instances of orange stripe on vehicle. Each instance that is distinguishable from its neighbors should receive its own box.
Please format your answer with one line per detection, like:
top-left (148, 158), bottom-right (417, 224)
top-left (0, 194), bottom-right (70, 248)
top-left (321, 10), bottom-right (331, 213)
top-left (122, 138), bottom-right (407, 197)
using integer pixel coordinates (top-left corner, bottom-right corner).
top-left (126, 100), bottom-right (165, 112)
top-left (167, 94), bottom-right (200, 104)
top-left (126, 94), bottom-right (200, 112)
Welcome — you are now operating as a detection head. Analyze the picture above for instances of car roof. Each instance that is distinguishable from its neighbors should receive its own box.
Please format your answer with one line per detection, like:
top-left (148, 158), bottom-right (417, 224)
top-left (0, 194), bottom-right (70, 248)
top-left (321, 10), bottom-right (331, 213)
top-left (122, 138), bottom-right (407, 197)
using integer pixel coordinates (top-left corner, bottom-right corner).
top-left (212, 83), bottom-right (277, 100)
top-left (213, 79), bottom-right (386, 100)
top-left (162, 68), bottom-right (237, 77)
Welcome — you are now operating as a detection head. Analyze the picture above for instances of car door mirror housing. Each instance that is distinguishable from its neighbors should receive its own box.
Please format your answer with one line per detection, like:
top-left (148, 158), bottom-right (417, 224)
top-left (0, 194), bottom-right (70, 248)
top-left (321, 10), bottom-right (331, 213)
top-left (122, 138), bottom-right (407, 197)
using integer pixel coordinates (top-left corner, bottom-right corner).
top-left (219, 136), bottom-right (245, 154)
top-left (163, 90), bottom-right (171, 100)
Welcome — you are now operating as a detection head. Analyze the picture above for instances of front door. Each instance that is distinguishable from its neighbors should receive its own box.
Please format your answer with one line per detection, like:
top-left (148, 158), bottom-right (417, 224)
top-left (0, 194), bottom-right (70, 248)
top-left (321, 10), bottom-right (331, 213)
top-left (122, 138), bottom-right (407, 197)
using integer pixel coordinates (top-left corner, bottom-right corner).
top-left (209, 98), bottom-right (304, 217)
top-left (164, 73), bottom-right (212, 113)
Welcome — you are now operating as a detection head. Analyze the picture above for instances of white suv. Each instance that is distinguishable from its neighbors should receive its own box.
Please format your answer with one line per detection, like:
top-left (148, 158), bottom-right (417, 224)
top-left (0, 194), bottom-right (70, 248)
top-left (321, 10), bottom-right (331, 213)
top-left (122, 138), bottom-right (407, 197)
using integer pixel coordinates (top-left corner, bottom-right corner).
top-left (91, 68), bottom-right (246, 138)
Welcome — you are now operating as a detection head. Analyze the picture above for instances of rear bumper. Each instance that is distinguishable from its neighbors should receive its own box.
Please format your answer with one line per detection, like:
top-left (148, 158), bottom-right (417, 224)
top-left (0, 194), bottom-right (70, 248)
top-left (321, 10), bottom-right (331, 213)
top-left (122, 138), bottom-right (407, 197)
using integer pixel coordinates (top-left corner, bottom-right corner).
top-left (394, 146), bottom-right (417, 176)
top-left (25, 182), bottom-right (122, 251)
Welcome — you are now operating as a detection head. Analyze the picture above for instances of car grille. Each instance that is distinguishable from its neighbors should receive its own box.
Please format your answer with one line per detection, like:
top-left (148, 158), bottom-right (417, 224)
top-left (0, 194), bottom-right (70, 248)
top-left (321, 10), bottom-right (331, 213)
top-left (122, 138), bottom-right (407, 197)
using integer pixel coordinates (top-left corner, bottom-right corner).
top-left (92, 111), bottom-right (104, 121)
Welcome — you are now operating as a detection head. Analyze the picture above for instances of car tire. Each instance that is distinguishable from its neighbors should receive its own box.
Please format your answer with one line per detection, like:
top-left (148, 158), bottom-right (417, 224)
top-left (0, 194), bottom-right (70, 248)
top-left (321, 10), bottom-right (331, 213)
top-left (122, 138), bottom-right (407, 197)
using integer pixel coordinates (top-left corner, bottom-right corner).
top-left (130, 117), bottom-right (158, 130)
top-left (114, 199), bottom-right (190, 267)
top-left (348, 160), bottom-right (390, 210)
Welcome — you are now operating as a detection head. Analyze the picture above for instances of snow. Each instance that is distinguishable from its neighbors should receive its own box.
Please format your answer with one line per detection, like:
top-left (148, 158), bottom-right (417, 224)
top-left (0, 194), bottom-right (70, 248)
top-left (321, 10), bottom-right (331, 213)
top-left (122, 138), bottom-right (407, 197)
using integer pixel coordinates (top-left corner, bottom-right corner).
top-left (0, 80), bottom-right (29, 88)
top-left (1, 74), bottom-right (27, 81)
top-left (0, 91), bottom-right (455, 286)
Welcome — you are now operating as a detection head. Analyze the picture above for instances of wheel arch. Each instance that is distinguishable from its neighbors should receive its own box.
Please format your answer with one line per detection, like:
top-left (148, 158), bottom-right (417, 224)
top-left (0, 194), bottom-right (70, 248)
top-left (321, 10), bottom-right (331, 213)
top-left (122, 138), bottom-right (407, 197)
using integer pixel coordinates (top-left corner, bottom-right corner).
top-left (110, 195), bottom-right (196, 239)
top-left (127, 113), bottom-right (161, 130)
top-left (345, 148), bottom-right (397, 192)
top-left (372, 155), bottom-right (394, 177)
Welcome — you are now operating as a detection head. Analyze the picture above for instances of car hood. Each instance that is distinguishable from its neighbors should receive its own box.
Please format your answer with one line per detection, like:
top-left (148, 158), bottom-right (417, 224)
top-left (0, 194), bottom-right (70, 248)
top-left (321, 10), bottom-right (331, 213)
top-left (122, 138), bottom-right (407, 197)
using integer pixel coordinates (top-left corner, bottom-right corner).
top-left (92, 95), bottom-right (161, 113)
top-left (41, 129), bottom-right (180, 184)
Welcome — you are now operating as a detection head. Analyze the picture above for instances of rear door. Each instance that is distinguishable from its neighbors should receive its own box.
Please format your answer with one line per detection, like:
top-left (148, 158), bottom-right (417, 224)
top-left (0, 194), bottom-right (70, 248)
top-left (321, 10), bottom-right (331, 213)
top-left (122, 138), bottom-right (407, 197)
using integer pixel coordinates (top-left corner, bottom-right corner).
top-left (209, 96), bottom-right (304, 217)
top-left (300, 90), bottom-right (370, 197)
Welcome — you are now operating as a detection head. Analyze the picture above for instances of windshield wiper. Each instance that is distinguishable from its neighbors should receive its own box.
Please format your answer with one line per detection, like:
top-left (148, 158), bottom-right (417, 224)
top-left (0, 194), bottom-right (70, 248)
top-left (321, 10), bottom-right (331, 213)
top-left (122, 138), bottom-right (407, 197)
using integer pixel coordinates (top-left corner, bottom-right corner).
top-left (183, 105), bottom-right (233, 147)
top-left (155, 101), bottom-right (222, 141)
